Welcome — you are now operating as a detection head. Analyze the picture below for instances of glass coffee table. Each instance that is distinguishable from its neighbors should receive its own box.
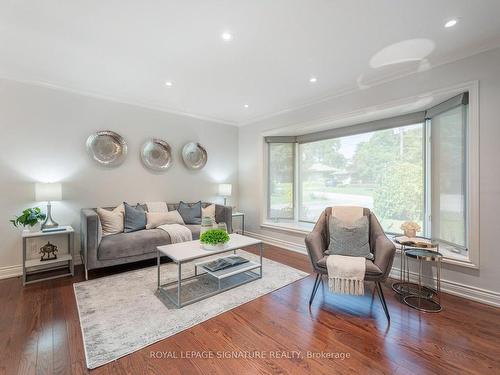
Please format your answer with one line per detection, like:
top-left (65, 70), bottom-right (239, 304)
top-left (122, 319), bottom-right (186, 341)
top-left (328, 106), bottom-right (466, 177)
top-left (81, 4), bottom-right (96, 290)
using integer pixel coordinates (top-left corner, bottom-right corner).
top-left (403, 248), bottom-right (443, 313)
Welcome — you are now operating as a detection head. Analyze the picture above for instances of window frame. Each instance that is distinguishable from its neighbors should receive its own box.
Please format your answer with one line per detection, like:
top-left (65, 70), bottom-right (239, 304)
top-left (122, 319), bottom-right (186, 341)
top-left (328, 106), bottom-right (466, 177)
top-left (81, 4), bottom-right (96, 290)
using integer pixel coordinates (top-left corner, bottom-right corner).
top-left (263, 82), bottom-right (480, 268)
top-left (266, 142), bottom-right (296, 221)
top-left (296, 123), bottom-right (426, 230)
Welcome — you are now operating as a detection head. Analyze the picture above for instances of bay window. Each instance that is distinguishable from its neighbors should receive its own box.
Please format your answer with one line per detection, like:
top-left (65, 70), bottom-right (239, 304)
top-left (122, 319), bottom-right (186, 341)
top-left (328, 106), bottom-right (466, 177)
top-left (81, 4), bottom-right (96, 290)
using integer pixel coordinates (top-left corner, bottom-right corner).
top-left (265, 92), bottom-right (472, 261)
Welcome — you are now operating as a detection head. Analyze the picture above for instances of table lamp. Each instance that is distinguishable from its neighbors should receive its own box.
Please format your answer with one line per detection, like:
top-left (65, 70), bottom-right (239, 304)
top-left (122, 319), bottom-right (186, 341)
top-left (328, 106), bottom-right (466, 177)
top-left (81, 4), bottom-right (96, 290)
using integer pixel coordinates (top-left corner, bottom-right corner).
top-left (218, 183), bottom-right (232, 206)
top-left (35, 182), bottom-right (62, 230)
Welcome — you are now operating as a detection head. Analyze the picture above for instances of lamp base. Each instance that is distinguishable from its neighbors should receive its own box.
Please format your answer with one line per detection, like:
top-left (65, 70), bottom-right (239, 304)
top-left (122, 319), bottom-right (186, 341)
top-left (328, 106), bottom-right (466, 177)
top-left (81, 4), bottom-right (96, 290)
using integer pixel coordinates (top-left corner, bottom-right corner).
top-left (41, 202), bottom-right (59, 230)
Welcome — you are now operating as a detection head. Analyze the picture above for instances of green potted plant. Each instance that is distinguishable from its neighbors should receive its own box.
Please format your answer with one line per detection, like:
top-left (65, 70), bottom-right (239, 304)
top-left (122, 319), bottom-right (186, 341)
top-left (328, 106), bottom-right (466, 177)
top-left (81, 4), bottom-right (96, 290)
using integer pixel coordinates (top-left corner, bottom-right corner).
top-left (10, 207), bottom-right (46, 232)
top-left (200, 228), bottom-right (230, 250)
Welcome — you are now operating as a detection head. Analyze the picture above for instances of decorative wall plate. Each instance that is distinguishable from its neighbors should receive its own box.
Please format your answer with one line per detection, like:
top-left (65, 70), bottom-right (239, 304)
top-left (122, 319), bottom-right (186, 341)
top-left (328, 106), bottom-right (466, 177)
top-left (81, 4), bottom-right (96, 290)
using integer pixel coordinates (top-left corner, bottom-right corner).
top-left (140, 138), bottom-right (172, 171)
top-left (86, 131), bottom-right (127, 167)
top-left (181, 142), bottom-right (208, 170)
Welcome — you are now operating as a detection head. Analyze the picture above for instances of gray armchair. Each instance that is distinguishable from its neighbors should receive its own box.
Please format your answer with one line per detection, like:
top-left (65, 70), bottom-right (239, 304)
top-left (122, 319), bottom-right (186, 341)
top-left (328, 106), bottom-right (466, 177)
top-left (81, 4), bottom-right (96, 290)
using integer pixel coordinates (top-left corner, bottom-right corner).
top-left (305, 207), bottom-right (396, 321)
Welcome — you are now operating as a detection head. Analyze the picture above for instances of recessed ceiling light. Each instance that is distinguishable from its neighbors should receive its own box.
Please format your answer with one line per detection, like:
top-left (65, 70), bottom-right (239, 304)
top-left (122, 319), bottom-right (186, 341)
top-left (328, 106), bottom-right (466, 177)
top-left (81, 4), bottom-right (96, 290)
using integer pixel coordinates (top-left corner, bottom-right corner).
top-left (221, 32), bottom-right (233, 41)
top-left (444, 19), bottom-right (458, 28)
top-left (309, 77), bottom-right (317, 83)
top-left (243, 104), bottom-right (249, 108)
top-left (165, 81), bottom-right (173, 87)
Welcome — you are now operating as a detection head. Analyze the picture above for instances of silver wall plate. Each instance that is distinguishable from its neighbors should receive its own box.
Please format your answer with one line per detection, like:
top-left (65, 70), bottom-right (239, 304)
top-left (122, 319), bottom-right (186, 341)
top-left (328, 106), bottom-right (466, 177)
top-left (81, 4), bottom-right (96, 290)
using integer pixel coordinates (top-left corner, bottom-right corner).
top-left (182, 142), bottom-right (208, 170)
top-left (86, 130), bottom-right (128, 167)
top-left (141, 138), bottom-right (173, 171)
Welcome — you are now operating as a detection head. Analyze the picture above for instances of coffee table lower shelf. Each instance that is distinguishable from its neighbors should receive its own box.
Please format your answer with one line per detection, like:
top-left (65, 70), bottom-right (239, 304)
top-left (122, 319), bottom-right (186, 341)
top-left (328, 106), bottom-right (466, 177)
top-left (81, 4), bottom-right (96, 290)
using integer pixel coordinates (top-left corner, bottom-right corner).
top-left (158, 267), bottom-right (261, 308)
top-left (156, 238), bottom-right (263, 309)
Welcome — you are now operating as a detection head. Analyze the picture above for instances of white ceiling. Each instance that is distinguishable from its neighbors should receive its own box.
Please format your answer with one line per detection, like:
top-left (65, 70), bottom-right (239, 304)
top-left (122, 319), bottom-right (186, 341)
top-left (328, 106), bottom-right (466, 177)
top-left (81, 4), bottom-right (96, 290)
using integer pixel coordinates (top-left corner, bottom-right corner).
top-left (1, 1), bottom-right (500, 126)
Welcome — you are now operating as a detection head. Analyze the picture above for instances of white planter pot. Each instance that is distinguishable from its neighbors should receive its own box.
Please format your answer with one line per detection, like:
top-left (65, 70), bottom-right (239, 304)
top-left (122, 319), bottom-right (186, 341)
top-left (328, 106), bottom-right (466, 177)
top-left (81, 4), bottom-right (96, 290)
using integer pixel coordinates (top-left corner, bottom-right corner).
top-left (201, 243), bottom-right (228, 251)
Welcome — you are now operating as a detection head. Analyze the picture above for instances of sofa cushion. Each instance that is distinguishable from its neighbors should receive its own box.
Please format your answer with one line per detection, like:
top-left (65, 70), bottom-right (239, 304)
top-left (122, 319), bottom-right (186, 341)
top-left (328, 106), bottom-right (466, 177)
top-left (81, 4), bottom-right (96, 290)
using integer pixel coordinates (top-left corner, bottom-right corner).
top-left (184, 224), bottom-right (201, 240)
top-left (146, 210), bottom-right (184, 229)
top-left (124, 202), bottom-right (147, 233)
top-left (98, 229), bottom-right (171, 260)
top-left (178, 201), bottom-right (202, 224)
top-left (96, 206), bottom-right (124, 236)
top-left (202, 203), bottom-right (216, 222)
top-left (316, 256), bottom-right (383, 277)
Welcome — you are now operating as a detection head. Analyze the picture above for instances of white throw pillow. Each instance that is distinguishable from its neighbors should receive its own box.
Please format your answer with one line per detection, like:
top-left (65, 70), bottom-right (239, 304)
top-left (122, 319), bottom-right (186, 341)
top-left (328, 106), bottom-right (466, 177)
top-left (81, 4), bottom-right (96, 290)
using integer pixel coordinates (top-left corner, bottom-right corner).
top-left (146, 210), bottom-right (185, 229)
top-left (145, 201), bottom-right (168, 213)
top-left (201, 204), bottom-right (216, 222)
top-left (97, 206), bottom-right (124, 236)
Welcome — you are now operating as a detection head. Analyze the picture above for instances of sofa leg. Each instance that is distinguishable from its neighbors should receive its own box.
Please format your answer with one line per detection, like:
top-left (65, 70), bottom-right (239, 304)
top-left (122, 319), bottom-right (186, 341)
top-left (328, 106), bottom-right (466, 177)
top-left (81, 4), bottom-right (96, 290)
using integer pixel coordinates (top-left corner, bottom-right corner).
top-left (85, 265), bottom-right (88, 281)
top-left (376, 281), bottom-right (390, 322)
top-left (309, 273), bottom-right (321, 306)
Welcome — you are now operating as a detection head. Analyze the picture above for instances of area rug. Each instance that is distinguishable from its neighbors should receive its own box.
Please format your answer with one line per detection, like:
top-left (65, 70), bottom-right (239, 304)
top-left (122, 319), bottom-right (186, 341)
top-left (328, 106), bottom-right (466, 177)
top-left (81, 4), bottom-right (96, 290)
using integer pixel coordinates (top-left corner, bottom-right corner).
top-left (73, 250), bottom-right (308, 369)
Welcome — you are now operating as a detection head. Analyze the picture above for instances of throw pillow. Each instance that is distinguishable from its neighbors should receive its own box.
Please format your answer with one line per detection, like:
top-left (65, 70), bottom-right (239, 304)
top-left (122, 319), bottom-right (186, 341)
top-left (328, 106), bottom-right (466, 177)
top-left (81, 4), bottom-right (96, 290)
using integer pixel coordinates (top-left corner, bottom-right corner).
top-left (178, 201), bottom-right (202, 225)
top-left (124, 202), bottom-right (147, 233)
top-left (325, 216), bottom-right (372, 259)
top-left (96, 206), bottom-right (124, 236)
top-left (146, 210), bottom-right (185, 229)
top-left (201, 203), bottom-right (216, 222)
top-left (145, 201), bottom-right (168, 213)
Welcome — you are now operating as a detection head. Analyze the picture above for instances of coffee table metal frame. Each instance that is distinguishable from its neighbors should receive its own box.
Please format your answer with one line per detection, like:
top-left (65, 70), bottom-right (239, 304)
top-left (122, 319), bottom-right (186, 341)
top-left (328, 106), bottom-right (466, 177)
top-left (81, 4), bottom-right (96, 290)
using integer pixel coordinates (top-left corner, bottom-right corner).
top-left (403, 248), bottom-right (443, 313)
top-left (156, 234), bottom-right (263, 308)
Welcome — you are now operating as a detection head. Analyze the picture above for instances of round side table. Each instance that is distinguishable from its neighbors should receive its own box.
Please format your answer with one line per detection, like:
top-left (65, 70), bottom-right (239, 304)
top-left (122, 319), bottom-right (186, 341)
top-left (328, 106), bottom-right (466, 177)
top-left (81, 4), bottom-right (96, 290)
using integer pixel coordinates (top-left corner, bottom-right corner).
top-left (403, 248), bottom-right (443, 313)
top-left (392, 237), bottom-right (439, 297)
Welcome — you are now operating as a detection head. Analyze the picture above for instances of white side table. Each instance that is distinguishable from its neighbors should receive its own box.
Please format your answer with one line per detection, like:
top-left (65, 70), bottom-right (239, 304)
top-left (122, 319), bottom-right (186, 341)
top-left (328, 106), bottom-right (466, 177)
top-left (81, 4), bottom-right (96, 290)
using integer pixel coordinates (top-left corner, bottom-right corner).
top-left (22, 225), bottom-right (74, 285)
top-left (232, 212), bottom-right (245, 235)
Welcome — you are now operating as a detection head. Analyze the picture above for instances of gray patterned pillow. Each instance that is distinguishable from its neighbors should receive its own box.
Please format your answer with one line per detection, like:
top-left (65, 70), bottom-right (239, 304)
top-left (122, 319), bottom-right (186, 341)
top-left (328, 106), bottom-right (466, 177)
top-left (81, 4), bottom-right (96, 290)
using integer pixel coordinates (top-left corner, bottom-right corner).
top-left (325, 216), bottom-right (373, 259)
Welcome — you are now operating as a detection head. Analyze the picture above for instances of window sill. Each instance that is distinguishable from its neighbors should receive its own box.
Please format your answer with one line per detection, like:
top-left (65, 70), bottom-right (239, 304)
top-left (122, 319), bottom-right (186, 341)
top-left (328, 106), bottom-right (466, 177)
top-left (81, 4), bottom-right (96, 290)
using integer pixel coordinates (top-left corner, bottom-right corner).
top-left (261, 220), bottom-right (478, 269)
top-left (261, 221), bottom-right (313, 235)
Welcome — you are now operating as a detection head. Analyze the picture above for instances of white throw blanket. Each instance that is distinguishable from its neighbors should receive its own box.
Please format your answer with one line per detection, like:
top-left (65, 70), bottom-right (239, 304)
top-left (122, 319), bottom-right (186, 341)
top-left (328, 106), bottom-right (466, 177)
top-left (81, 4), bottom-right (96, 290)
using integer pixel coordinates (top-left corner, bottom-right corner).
top-left (157, 224), bottom-right (192, 243)
top-left (327, 206), bottom-right (366, 296)
top-left (326, 255), bottom-right (366, 296)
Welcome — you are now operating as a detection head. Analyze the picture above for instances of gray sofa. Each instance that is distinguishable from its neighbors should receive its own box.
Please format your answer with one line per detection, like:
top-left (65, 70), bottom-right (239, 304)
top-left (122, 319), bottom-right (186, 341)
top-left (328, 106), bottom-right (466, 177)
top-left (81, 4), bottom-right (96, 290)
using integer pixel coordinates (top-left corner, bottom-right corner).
top-left (80, 202), bottom-right (232, 279)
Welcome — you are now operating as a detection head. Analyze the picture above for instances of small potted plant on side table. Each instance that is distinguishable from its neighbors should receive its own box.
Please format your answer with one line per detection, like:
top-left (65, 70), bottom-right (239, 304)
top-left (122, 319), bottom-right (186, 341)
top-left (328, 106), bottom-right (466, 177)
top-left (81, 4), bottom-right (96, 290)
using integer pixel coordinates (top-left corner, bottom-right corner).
top-left (200, 229), bottom-right (230, 251)
top-left (10, 207), bottom-right (46, 233)
top-left (400, 221), bottom-right (421, 238)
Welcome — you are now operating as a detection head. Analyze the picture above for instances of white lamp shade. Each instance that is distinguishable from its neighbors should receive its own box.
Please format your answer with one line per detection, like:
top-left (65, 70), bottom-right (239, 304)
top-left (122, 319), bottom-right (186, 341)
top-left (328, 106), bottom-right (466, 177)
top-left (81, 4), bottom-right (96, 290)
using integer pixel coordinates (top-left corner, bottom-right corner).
top-left (35, 183), bottom-right (62, 202)
top-left (218, 183), bottom-right (232, 197)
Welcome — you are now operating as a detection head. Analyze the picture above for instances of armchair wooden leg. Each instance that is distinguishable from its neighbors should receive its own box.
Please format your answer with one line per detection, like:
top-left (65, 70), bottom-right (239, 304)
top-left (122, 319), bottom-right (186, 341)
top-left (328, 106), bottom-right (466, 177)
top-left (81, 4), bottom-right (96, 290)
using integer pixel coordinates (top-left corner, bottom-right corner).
top-left (309, 273), bottom-right (321, 306)
top-left (376, 281), bottom-right (390, 322)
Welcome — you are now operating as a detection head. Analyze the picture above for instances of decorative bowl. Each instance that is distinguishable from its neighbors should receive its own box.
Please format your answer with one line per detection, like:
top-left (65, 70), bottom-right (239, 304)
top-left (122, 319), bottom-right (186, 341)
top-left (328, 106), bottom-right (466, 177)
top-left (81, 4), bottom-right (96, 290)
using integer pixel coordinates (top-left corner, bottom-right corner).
top-left (86, 130), bottom-right (127, 167)
top-left (201, 243), bottom-right (228, 251)
top-left (182, 142), bottom-right (208, 170)
top-left (140, 138), bottom-right (172, 171)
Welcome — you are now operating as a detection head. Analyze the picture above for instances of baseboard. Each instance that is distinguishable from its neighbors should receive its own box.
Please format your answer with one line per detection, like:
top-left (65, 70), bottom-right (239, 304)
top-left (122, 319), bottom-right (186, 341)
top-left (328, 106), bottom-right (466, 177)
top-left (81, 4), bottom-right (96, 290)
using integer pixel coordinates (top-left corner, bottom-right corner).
top-left (0, 256), bottom-right (82, 280)
top-left (245, 231), bottom-right (307, 255)
top-left (0, 265), bottom-right (22, 280)
top-left (246, 231), bottom-right (500, 308)
top-left (389, 268), bottom-right (500, 308)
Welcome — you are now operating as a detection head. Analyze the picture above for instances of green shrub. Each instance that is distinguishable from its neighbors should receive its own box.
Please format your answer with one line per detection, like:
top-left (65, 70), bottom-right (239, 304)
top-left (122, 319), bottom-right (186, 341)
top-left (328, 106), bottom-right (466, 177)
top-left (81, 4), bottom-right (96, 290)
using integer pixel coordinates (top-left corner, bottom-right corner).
top-left (373, 162), bottom-right (423, 222)
top-left (200, 229), bottom-right (230, 245)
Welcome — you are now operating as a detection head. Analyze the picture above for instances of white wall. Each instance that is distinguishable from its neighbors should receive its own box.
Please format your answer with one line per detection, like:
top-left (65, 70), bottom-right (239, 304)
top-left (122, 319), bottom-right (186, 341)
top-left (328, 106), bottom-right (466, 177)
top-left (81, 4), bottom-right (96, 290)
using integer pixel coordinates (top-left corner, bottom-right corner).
top-left (238, 47), bottom-right (500, 304)
top-left (0, 79), bottom-right (238, 274)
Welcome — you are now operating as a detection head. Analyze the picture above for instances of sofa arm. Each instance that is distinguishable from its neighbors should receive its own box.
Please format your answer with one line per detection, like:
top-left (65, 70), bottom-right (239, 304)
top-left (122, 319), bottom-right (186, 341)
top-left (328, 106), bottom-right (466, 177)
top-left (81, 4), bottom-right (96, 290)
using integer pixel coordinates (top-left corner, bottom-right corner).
top-left (80, 208), bottom-right (102, 270)
top-left (215, 205), bottom-right (233, 233)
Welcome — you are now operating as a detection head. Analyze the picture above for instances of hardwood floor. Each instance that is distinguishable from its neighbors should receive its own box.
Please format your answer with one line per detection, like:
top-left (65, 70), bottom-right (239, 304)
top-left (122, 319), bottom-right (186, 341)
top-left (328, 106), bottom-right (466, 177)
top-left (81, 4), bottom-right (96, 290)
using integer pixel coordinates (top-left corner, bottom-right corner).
top-left (1, 244), bottom-right (499, 374)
